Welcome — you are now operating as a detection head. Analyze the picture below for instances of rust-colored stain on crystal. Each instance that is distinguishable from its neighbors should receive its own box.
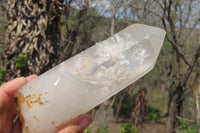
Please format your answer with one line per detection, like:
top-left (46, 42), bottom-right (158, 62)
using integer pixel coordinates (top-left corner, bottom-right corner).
top-left (51, 121), bottom-right (55, 125)
top-left (33, 127), bottom-right (37, 132)
top-left (15, 91), bottom-right (48, 133)
top-left (24, 126), bottom-right (30, 133)
top-left (128, 24), bottom-right (136, 30)
top-left (16, 91), bottom-right (48, 109)
top-left (15, 92), bottom-right (31, 133)
top-left (34, 116), bottom-right (39, 122)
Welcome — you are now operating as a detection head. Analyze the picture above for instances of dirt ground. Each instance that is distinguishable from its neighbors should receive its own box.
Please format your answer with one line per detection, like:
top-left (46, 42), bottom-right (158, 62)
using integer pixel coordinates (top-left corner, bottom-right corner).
top-left (109, 121), bottom-right (181, 133)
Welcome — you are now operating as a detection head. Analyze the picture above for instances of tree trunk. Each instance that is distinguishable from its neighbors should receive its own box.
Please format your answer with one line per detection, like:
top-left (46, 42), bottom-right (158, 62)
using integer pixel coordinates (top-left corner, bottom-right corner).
top-left (130, 88), bottom-right (147, 129)
top-left (165, 46), bottom-right (200, 133)
top-left (110, 0), bottom-right (116, 36)
top-left (63, 4), bottom-right (88, 58)
top-left (114, 92), bottom-right (125, 123)
top-left (1, 0), bottom-right (63, 80)
top-left (166, 91), bottom-right (179, 133)
top-left (90, 100), bottom-right (114, 133)
top-left (192, 73), bottom-right (200, 131)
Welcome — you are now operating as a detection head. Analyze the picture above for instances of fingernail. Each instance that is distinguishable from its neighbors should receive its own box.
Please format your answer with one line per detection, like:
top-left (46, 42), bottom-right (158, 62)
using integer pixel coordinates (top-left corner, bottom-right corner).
top-left (26, 75), bottom-right (38, 82)
top-left (78, 117), bottom-right (92, 130)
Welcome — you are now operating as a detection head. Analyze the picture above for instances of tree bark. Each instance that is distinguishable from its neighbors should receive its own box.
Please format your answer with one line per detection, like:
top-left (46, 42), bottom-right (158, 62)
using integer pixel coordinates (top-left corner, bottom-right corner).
top-left (110, 0), bottom-right (116, 36)
top-left (1, 0), bottom-right (63, 80)
top-left (192, 73), bottom-right (200, 131)
top-left (114, 92), bottom-right (125, 123)
top-left (166, 86), bottom-right (180, 133)
top-left (166, 46), bottom-right (200, 133)
top-left (130, 88), bottom-right (147, 129)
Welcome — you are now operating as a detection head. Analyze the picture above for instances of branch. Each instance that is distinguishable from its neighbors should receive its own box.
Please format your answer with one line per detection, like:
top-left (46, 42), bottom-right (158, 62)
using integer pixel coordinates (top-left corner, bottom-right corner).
top-left (177, 1), bottom-right (183, 39)
top-left (180, 17), bottom-right (200, 46)
top-left (183, 0), bottom-right (193, 27)
top-left (169, 46), bottom-right (200, 108)
top-left (180, 46), bottom-right (200, 87)
top-left (166, 36), bottom-right (190, 66)
top-left (176, 116), bottom-right (195, 123)
top-left (128, 4), bottom-right (164, 20)
top-left (161, 0), bottom-right (168, 33)
top-left (167, 0), bottom-right (178, 45)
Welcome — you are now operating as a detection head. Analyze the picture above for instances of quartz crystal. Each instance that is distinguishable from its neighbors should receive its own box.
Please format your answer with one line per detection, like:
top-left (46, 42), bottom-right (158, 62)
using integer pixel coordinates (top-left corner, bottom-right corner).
top-left (16, 24), bottom-right (166, 133)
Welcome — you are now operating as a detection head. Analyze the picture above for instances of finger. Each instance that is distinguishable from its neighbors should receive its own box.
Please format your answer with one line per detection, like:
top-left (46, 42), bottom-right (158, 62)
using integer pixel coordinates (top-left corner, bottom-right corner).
top-left (25, 74), bottom-right (38, 82)
top-left (57, 125), bottom-right (81, 133)
top-left (56, 114), bottom-right (92, 133)
top-left (0, 75), bottom-right (38, 97)
top-left (11, 119), bottom-right (22, 133)
top-left (0, 77), bottom-right (27, 96)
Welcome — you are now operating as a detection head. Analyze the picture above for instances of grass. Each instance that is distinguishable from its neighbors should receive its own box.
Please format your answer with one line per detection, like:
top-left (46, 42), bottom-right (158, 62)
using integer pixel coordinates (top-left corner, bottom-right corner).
top-left (177, 120), bottom-right (198, 133)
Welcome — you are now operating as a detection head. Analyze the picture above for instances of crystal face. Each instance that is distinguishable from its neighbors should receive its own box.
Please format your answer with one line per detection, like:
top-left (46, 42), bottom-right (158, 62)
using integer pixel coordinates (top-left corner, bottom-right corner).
top-left (16, 24), bottom-right (166, 133)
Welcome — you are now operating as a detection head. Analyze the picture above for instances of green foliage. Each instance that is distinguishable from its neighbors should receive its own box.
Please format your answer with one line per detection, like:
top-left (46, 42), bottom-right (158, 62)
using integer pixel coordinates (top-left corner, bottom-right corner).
top-left (0, 66), bottom-right (5, 85)
top-left (67, 8), bottom-right (99, 32)
top-left (0, 66), bottom-right (4, 79)
top-left (15, 55), bottom-right (27, 69)
top-left (84, 128), bottom-right (92, 133)
top-left (163, 39), bottom-right (173, 52)
top-left (0, 26), bottom-right (6, 34)
top-left (147, 106), bottom-right (163, 122)
top-left (84, 127), bottom-right (110, 133)
top-left (178, 120), bottom-right (198, 133)
top-left (169, 75), bottom-right (177, 95)
top-left (113, 95), bottom-right (135, 116)
top-left (13, 115), bottom-right (18, 124)
top-left (95, 128), bottom-right (110, 133)
top-left (180, 86), bottom-right (187, 101)
top-left (196, 57), bottom-right (200, 72)
top-left (120, 124), bottom-right (138, 133)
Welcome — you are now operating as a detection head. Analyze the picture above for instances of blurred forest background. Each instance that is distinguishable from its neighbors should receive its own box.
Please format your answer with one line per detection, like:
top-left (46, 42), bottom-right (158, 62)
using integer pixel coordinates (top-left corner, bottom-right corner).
top-left (0, 0), bottom-right (200, 133)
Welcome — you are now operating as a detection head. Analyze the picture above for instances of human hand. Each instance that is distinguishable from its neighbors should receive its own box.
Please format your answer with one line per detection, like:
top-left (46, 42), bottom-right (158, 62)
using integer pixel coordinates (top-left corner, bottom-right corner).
top-left (0, 75), bottom-right (92, 133)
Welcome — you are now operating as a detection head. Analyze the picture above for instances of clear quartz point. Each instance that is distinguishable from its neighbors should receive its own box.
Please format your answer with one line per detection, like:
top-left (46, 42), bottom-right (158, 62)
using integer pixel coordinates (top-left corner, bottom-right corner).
top-left (16, 24), bottom-right (166, 133)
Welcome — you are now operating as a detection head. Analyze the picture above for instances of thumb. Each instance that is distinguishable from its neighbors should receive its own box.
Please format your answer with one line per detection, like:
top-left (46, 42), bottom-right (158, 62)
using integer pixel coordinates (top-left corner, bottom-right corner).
top-left (56, 114), bottom-right (92, 133)
top-left (0, 77), bottom-right (27, 96)
top-left (57, 125), bottom-right (81, 133)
